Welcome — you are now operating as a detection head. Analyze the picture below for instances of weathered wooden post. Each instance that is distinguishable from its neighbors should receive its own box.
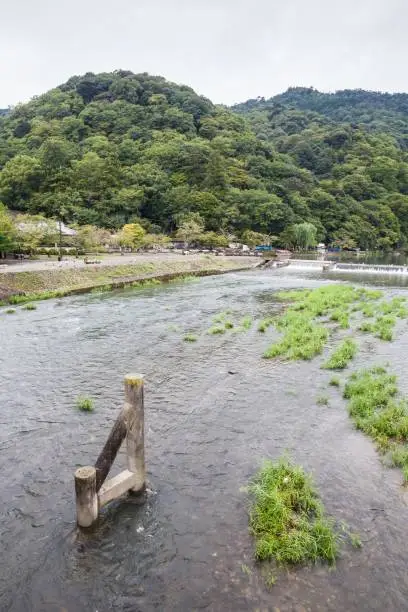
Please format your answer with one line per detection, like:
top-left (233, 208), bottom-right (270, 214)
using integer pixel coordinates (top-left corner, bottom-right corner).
top-left (74, 466), bottom-right (98, 528)
top-left (125, 374), bottom-right (145, 493)
top-left (74, 373), bottom-right (145, 528)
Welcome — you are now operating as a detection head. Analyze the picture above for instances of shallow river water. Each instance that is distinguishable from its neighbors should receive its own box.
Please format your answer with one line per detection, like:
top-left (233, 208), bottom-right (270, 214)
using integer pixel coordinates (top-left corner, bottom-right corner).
top-left (2, 267), bottom-right (408, 611)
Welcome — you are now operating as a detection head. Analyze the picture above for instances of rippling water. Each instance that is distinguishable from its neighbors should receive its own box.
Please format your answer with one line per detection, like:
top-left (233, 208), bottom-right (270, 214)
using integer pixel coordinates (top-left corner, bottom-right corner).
top-left (2, 269), bottom-right (408, 611)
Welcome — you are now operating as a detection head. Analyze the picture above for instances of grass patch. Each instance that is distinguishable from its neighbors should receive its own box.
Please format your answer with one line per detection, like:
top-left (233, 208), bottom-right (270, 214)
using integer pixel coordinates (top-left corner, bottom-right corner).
top-left (329, 376), bottom-right (341, 387)
top-left (5, 308), bottom-right (16, 314)
top-left (183, 333), bottom-right (198, 342)
top-left (22, 303), bottom-right (37, 310)
top-left (264, 284), bottom-right (383, 362)
top-left (374, 315), bottom-right (395, 341)
top-left (343, 367), bottom-right (408, 482)
top-left (224, 320), bottom-right (234, 329)
top-left (359, 315), bottom-right (396, 341)
top-left (240, 315), bottom-right (253, 330)
top-left (323, 338), bottom-right (358, 370)
top-left (258, 317), bottom-right (274, 333)
top-left (264, 312), bottom-right (328, 360)
top-left (330, 309), bottom-right (350, 329)
top-left (317, 395), bottom-right (329, 406)
top-left (249, 456), bottom-right (338, 566)
top-left (208, 325), bottom-right (226, 335)
top-left (76, 396), bottom-right (94, 412)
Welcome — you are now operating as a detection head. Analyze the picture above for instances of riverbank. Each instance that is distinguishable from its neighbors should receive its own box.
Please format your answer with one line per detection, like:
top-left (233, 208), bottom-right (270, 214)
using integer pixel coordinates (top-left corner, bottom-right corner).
top-left (0, 254), bottom-right (256, 304)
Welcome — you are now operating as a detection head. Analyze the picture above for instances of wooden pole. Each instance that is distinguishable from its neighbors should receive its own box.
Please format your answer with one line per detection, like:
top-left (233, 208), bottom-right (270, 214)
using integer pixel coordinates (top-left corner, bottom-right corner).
top-left (74, 466), bottom-right (98, 527)
top-left (94, 407), bottom-right (128, 491)
top-left (124, 374), bottom-right (145, 493)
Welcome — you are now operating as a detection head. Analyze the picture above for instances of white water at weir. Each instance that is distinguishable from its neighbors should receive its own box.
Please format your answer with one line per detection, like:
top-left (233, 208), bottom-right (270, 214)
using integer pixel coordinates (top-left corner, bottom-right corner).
top-left (286, 260), bottom-right (408, 275)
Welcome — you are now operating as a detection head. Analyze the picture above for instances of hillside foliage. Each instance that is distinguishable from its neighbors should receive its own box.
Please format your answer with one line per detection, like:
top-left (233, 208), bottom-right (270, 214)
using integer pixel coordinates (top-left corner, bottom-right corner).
top-left (1, 74), bottom-right (408, 249)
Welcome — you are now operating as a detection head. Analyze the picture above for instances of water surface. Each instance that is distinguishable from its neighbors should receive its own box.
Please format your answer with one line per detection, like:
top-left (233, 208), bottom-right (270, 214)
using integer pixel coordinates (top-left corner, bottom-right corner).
top-left (2, 269), bottom-right (408, 611)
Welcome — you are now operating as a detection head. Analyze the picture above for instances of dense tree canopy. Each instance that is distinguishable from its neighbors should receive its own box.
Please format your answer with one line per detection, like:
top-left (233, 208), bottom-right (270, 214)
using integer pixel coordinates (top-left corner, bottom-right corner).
top-left (1, 73), bottom-right (408, 250)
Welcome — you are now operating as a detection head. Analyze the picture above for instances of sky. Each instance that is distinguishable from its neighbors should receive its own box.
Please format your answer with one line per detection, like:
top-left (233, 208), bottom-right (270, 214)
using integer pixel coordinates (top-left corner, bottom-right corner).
top-left (1, 0), bottom-right (407, 107)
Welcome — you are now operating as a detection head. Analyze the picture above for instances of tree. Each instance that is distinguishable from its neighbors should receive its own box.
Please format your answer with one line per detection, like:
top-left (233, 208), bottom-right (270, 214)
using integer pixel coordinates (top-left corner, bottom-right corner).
top-left (117, 223), bottom-right (146, 249)
top-left (284, 222), bottom-right (317, 250)
top-left (0, 155), bottom-right (42, 209)
top-left (174, 213), bottom-right (205, 244)
top-left (241, 230), bottom-right (272, 247)
top-left (0, 203), bottom-right (15, 254)
top-left (194, 232), bottom-right (229, 248)
top-left (14, 214), bottom-right (58, 253)
top-left (72, 225), bottom-right (111, 253)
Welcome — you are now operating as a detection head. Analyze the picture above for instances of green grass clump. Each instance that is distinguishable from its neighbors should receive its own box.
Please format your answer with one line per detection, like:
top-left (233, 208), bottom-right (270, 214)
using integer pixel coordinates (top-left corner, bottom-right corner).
top-left (330, 309), bottom-right (350, 329)
top-left (22, 303), bottom-right (37, 310)
top-left (240, 315), bottom-right (253, 330)
top-left (359, 314), bottom-right (397, 340)
top-left (212, 311), bottom-right (228, 323)
top-left (183, 333), bottom-right (198, 342)
top-left (359, 321), bottom-right (375, 333)
top-left (5, 308), bottom-right (16, 314)
top-left (374, 315), bottom-right (396, 341)
top-left (76, 396), bottom-right (94, 412)
top-left (208, 325), bottom-right (226, 335)
top-left (224, 320), bottom-right (234, 329)
top-left (266, 284), bottom-right (382, 362)
top-left (249, 457), bottom-right (338, 566)
top-left (329, 376), bottom-right (341, 387)
top-left (258, 317), bottom-right (274, 333)
top-left (317, 395), bottom-right (329, 406)
top-left (264, 312), bottom-right (328, 360)
top-left (323, 338), bottom-right (358, 370)
top-left (342, 367), bottom-right (408, 481)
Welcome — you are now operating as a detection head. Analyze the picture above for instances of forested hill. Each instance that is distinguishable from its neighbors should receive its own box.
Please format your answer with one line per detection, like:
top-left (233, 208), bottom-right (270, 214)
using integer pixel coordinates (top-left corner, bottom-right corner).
top-left (233, 87), bottom-right (408, 147)
top-left (1, 73), bottom-right (408, 250)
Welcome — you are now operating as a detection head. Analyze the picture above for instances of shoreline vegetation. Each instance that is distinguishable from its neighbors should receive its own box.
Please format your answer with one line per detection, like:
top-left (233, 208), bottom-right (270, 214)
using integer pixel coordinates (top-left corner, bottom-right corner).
top-left (0, 255), bottom-right (255, 306)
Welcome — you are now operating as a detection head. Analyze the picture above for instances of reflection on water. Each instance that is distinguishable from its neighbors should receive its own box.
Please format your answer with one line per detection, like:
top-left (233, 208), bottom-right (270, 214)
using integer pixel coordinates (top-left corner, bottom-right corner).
top-left (2, 269), bottom-right (408, 611)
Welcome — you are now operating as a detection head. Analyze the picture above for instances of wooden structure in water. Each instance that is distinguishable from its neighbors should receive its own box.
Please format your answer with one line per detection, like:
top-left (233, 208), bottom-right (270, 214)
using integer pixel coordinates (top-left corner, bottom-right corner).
top-left (74, 374), bottom-right (145, 527)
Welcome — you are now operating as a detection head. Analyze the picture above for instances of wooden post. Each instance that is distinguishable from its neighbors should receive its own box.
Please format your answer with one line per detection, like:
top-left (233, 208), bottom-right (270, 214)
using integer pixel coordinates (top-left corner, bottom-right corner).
top-left (124, 374), bottom-right (145, 493)
top-left (74, 466), bottom-right (98, 527)
top-left (94, 407), bottom-right (128, 491)
top-left (74, 374), bottom-right (146, 527)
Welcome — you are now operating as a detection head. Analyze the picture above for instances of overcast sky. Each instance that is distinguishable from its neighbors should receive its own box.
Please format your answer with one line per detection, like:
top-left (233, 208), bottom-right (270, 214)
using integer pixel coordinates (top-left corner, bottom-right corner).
top-left (1, 0), bottom-right (406, 107)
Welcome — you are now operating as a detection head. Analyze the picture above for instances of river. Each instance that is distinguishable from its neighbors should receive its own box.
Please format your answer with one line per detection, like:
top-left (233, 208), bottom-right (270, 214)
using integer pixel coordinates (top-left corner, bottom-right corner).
top-left (2, 267), bottom-right (408, 611)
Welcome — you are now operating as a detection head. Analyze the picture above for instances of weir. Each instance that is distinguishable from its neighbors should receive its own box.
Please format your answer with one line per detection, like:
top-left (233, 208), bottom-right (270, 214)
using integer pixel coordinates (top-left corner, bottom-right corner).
top-left (284, 260), bottom-right (408, 275)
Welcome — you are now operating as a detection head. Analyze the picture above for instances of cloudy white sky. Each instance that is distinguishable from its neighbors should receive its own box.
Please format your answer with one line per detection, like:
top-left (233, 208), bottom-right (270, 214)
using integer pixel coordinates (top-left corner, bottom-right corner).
top-left (0, 0), bottom-right (406, 107)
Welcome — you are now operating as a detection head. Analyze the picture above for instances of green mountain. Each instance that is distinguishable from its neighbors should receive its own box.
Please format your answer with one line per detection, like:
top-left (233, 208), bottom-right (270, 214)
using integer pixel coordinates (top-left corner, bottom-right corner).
top-left (1, 74), bottom-right (408, 249)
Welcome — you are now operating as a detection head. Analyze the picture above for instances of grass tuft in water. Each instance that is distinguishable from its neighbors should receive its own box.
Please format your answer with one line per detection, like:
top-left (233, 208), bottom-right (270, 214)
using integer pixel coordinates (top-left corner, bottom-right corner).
top-left (208, 325), bottom-right (226, 335)
top-left (265, 284), bottom-right (382, 362)
top-left (240, 315), bottom-right (253, 330)
top-left (249, 456), bottom-right (338, 566)
top-left (76, 396), bottom-right (94, 412)
top-left (183, 334), bottom-right (198, 342)
top-left (264, 312), bottom-right (328, 361)
top-left (343, 367), bottom-right (408, 482)
top-left (317, 395), bottom-right (329, 406)
top-left (329, 376), bottom-right (341, 387)
top-left (323, 338), bottom-right (358, 370)
top-left (22, 303), bottom-right (37, 310)
top-left (258, 317), bottom-right (274, 333)
top-left (5, 308), bottom-right (16, 314)
top-left (330, 309), bottom-right (350, 329)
